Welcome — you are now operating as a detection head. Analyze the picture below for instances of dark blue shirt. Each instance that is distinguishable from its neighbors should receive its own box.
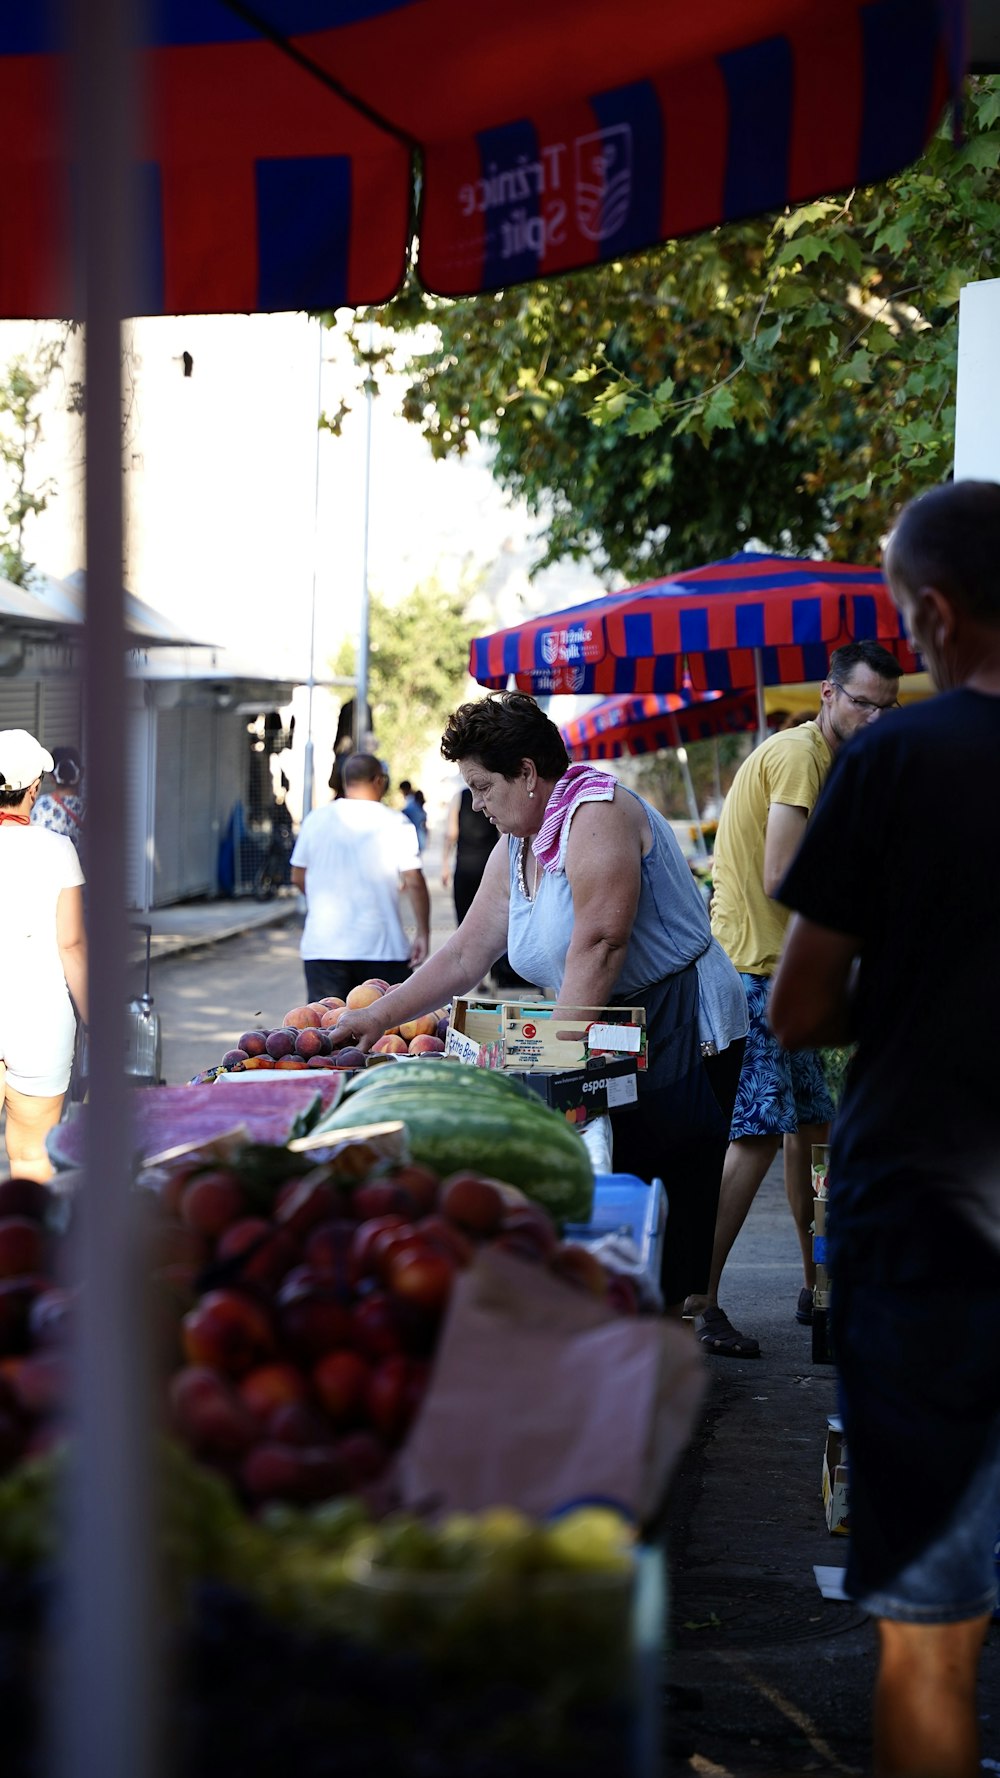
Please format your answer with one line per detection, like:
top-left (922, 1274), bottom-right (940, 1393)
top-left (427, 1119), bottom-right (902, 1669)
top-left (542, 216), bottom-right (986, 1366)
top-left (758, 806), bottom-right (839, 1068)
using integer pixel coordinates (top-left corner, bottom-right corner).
top-left (778, 689), bottom-right (1000, 1285)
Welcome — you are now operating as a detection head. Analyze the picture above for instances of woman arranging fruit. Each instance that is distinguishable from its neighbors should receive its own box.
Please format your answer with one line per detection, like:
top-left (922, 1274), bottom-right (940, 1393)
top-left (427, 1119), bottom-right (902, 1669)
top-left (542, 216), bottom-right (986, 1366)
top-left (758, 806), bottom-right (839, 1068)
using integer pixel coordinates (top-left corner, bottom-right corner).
top-left (329, 693), bottom-right (747, 1310)
top-left (0, 730), bottom-right (88, 1180)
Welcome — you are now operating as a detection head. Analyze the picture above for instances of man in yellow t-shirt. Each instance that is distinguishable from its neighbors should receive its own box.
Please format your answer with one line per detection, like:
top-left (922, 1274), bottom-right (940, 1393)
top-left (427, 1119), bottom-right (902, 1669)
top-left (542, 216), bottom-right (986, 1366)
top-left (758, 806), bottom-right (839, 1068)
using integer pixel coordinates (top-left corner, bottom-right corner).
top-left (686, 641), bottom-right (903, 1357)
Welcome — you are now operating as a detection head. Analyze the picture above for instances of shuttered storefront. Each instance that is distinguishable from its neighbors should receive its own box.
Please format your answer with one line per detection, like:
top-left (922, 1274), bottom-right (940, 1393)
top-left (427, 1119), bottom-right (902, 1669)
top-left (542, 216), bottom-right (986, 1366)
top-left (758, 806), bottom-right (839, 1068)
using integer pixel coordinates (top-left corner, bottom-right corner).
top-left (152, 704), bottom-right (217, 905)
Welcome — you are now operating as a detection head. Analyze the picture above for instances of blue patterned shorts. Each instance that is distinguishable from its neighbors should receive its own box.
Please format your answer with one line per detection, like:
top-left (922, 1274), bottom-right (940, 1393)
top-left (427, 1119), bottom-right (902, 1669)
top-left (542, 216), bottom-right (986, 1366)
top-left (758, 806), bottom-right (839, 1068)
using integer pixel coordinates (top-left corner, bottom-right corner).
top-left (728, 973), bottom-right (835, 1141)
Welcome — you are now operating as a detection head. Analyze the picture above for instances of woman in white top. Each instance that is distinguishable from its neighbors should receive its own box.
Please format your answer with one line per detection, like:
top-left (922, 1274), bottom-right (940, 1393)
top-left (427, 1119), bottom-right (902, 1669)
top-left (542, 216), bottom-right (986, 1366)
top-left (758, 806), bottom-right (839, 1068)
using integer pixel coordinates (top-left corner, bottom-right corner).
top-left (0, 731), bottom-right (88, 1180)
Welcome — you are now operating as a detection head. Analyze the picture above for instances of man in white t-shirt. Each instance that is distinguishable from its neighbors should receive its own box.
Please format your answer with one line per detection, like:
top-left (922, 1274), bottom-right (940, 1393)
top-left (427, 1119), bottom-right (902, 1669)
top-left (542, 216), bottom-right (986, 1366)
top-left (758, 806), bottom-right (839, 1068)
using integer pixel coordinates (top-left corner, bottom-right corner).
top-left (290, 753), bottom-right (430, 1002)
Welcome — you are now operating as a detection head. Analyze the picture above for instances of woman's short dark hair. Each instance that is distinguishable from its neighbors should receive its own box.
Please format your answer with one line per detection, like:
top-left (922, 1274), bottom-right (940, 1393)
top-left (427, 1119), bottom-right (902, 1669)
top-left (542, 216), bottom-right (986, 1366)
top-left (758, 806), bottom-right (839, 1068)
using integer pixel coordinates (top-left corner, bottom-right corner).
top-left (52, 746), bottom-right (83, 788)
top-left (441, 693), bottom-right (569, 780)
top-left (0, 785), bottom-right (23, 809)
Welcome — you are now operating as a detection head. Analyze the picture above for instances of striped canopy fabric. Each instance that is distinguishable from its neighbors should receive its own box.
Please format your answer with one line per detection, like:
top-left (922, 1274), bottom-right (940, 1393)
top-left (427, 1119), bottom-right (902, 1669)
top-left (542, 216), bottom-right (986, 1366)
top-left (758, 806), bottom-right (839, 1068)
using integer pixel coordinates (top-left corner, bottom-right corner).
top-left (470, 551), bottom-right (920, 695)
top-left (561, 688), bottom-right (767, 759)
top-left (2, 0), bottom-right (963, 316)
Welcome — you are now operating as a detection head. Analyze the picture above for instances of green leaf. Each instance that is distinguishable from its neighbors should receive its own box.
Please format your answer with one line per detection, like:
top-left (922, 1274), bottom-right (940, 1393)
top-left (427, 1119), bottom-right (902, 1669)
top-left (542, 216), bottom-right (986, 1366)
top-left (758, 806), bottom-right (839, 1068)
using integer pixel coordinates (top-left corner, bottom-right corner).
top-left (957, 131), bottom-right (1000, 173)
top-left (835, 351), bottom-right (874, 386)
top-left (703, 385), bottom-right (738, 433)
top-left (625, 405), bottom-right (663, 438)
top-left (652, 376), bottom-right (676, 405)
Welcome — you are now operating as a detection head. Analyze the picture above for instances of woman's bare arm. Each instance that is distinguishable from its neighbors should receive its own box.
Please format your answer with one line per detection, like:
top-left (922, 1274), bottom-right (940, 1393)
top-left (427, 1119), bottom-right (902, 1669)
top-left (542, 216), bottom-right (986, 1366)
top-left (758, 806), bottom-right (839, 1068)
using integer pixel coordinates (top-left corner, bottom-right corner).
top-left (328, 842), bottom-right (512, 1051)
top-left (56, 884), bottom-right (88, 1024)
top-left (556, 797), bottom-right (642, 1012)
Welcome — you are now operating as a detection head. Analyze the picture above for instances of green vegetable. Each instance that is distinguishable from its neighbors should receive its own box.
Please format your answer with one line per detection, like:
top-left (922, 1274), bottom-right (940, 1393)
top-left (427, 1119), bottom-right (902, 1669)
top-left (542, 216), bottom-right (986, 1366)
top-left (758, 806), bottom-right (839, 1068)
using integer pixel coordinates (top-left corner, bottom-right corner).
top-left (315, 1079), bottom-right (594, 1224)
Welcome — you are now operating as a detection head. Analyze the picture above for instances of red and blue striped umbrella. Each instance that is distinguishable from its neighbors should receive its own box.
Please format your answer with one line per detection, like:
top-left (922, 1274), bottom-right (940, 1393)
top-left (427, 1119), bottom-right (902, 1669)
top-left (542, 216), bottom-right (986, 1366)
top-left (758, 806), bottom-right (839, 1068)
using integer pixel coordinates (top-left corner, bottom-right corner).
top-left (3, 0), bottom-right (963, 315)
top-left (561, 687), bottom-right (767, 759)
top-left (471, 551), bottom-right (920, 698)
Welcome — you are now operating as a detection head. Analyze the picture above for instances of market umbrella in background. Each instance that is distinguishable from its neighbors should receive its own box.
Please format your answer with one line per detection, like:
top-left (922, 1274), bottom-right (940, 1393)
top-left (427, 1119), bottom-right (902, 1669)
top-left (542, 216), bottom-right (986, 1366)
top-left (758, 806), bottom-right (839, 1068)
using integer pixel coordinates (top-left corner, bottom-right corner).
top-left (560, 686), bottom-right (769, 853)
top-left (561, 687), bottom-right (765, 758)
top-left (4, 0), bottom-right (963, 316)
top-left (471, 550), bottom-right (921, 742)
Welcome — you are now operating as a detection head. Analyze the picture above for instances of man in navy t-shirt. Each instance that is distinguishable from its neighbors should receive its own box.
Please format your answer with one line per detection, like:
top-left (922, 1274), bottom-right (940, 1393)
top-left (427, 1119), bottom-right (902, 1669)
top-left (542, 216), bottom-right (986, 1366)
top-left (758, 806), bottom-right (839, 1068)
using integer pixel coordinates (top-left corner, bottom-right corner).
top-left (770, 480), bottom-right (1000, 1778)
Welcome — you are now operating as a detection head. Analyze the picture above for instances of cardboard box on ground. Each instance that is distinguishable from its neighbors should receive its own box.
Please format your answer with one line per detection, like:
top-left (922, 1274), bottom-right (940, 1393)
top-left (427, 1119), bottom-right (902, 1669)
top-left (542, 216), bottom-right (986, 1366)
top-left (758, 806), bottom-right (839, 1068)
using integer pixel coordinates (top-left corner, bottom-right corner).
top-left (446, 997), bottom-right (645, 1125)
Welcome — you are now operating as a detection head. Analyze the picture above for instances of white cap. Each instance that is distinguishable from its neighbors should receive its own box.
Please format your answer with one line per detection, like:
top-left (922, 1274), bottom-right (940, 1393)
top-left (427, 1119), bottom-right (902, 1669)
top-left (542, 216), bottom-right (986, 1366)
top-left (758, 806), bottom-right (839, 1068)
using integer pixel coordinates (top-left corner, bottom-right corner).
top-left (0, 730), bottom-right (54, 793)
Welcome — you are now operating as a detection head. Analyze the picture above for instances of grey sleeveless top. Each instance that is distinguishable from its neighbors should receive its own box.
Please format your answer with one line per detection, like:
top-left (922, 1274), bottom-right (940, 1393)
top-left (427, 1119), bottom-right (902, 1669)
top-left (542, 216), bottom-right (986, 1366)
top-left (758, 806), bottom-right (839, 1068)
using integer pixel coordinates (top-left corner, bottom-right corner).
top-left (506, 785), bottom-right (746, 1052)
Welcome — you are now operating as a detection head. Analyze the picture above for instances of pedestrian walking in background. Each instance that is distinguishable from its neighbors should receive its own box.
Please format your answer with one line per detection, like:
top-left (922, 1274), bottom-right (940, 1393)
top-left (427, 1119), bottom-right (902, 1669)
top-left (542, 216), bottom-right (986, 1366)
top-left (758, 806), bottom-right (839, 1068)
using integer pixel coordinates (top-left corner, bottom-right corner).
top-left (31, 745), bottom-right (86, 859)
top-left (398, 780), bottom-right (429, 853)
top-left (687, 639), bottom-right (903, 1357)
top-left (770, 479), bottom-right (1000, 1778)
top-left (0, 730), bottom-right (88, 1180)
top-left (290, 752), bottom-right (430, 1003)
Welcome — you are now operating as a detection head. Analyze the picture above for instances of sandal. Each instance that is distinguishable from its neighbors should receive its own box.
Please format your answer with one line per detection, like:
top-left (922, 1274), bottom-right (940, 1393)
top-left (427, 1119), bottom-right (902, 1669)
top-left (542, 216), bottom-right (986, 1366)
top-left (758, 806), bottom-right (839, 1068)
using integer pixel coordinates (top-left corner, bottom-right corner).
top-left (693, 1305), bottom-right (761, 1358)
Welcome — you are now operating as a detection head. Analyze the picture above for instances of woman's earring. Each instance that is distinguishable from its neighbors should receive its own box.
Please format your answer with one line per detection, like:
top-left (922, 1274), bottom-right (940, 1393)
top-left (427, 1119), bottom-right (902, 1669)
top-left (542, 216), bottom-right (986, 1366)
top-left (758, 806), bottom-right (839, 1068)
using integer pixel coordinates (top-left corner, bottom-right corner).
top-left (528, 790), bottom-right (534, 798)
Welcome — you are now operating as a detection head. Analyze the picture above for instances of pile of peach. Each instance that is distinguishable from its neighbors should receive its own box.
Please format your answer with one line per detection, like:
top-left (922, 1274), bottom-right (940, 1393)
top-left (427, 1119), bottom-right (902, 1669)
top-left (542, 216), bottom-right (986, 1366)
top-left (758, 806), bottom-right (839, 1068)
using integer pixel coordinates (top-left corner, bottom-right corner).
top-left (216, 980), bottom-right (450, 1074)
top-left (162, 1156), bottom-right (639, 1507)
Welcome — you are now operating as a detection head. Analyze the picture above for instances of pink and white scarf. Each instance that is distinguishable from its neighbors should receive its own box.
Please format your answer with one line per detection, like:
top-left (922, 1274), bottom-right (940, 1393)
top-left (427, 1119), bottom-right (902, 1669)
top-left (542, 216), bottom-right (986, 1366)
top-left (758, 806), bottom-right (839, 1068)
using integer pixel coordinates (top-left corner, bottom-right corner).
top-left (532, 763), bottom-right (617, 874)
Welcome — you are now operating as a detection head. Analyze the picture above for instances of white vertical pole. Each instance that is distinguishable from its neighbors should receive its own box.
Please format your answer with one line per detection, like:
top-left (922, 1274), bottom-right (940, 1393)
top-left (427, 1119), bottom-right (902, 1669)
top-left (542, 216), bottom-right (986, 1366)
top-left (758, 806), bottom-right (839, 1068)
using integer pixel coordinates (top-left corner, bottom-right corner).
top-left (60, 4), bottom-right (158, 1778)
top-left (954, 278), bottom-right (1000, 481)
top-left (754, 647), bottom-right (768, 747)
top-left (355, 319), bottom-right (374, 748)
top-left (301, 319), bottom-right (325, 816)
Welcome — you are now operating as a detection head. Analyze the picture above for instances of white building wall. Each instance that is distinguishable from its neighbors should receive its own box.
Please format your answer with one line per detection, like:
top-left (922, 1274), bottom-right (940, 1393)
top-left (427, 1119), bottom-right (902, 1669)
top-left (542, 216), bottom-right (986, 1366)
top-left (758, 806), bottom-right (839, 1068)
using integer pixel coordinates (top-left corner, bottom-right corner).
top-left (955, 278), bottom-right (1000, 483)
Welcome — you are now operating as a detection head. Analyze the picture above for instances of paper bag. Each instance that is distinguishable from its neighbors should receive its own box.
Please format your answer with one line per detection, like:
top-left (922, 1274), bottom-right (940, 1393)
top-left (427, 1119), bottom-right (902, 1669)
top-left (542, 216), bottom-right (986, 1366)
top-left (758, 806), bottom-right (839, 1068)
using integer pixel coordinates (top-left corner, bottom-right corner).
top-left (396, 1248), bottom-right (706, 1524)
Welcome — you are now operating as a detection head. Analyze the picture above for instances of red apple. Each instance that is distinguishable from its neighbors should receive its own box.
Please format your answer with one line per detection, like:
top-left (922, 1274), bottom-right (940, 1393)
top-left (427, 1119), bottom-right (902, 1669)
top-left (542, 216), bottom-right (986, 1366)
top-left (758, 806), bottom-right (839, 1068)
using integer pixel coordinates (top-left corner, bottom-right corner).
top-left (385, 1243), bottom-right (456, 1315)
top-left (276, 1269), bottom-right (354, 1359)
top-left (238, 1361), bottom-right (309, 1422)
top-left (274, 1170), bottom-right (340, 1238)
top-left (383, 1164), bottom-right (440, 1216)
top-left (351, 1181), bottom-right (417, 1222)
top-left (170, 1365), bottom-right (259, 1458)
top-left (303, 1219), bottom-right (356, 1280)
top-left (349, 1290), bottom-right (405, 1360)
top-left (180, 1172), bottom-right (246, 1237)
top-left (413, 1214), bottom-right (474, 1269)
top-left (182, 1289), bottom-right (275, 1375)
top-left (365, 1354), bottom-right (429, 1443)
top-left (500, 1204), bottom-right (558, 1258)
top-left (440, 1173), bottom-right (505, 1236)
top-left (313, 1349), bottom-right (372, 1425)
top-left (265, 1399), bottom-right (336, 1448)
top-left (349, 1214), bottom-right (412, 1284)
top-left (241, 1441), bottom-right (346, 1505)
top-left (215, 1217), bottom-right (298, 1290)
top-left (5, 1351), bottom-right (68, 1420)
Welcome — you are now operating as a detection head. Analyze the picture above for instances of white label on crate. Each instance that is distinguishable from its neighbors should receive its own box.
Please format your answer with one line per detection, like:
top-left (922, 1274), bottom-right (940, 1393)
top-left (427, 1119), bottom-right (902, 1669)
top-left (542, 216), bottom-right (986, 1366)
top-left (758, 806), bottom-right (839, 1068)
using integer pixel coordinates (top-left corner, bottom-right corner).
top-left (445, 1031), bottom-right (481, 1066)
top-left (587, 1022), bottom-right (642, 1054)
top-left (606, 1071), bottom-right (638, 1107)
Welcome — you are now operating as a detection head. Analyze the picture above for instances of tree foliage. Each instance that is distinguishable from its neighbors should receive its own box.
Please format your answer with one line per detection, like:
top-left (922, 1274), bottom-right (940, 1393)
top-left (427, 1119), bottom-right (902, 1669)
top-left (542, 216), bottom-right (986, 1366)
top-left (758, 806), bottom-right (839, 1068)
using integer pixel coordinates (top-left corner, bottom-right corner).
top-left (331, 575), bottom-right (475, 782)
top-left (0, 338), bottom-right (66, 587)
top-left (342, 77), bottom-right (1000, 581)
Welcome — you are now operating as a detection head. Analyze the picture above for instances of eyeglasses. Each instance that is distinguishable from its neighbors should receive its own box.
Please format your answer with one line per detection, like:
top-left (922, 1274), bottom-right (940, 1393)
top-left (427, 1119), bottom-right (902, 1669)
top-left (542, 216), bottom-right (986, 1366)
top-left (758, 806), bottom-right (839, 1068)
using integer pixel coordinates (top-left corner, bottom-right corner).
top-left (831, 683), bottom-right (900, 715)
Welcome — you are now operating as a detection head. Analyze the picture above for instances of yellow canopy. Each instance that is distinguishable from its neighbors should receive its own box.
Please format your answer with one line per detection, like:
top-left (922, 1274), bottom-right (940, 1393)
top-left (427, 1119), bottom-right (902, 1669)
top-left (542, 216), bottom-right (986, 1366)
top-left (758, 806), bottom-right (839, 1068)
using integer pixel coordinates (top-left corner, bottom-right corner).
top-left (764, 672), bottom-right (933, 716)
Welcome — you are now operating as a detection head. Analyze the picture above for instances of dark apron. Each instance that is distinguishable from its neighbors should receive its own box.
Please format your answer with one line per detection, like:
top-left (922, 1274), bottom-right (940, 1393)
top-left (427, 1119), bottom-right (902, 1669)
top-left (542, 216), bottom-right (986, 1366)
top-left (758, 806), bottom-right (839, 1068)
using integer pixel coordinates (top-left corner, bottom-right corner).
top-left (609, 959), bottom-right (734, 1304)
